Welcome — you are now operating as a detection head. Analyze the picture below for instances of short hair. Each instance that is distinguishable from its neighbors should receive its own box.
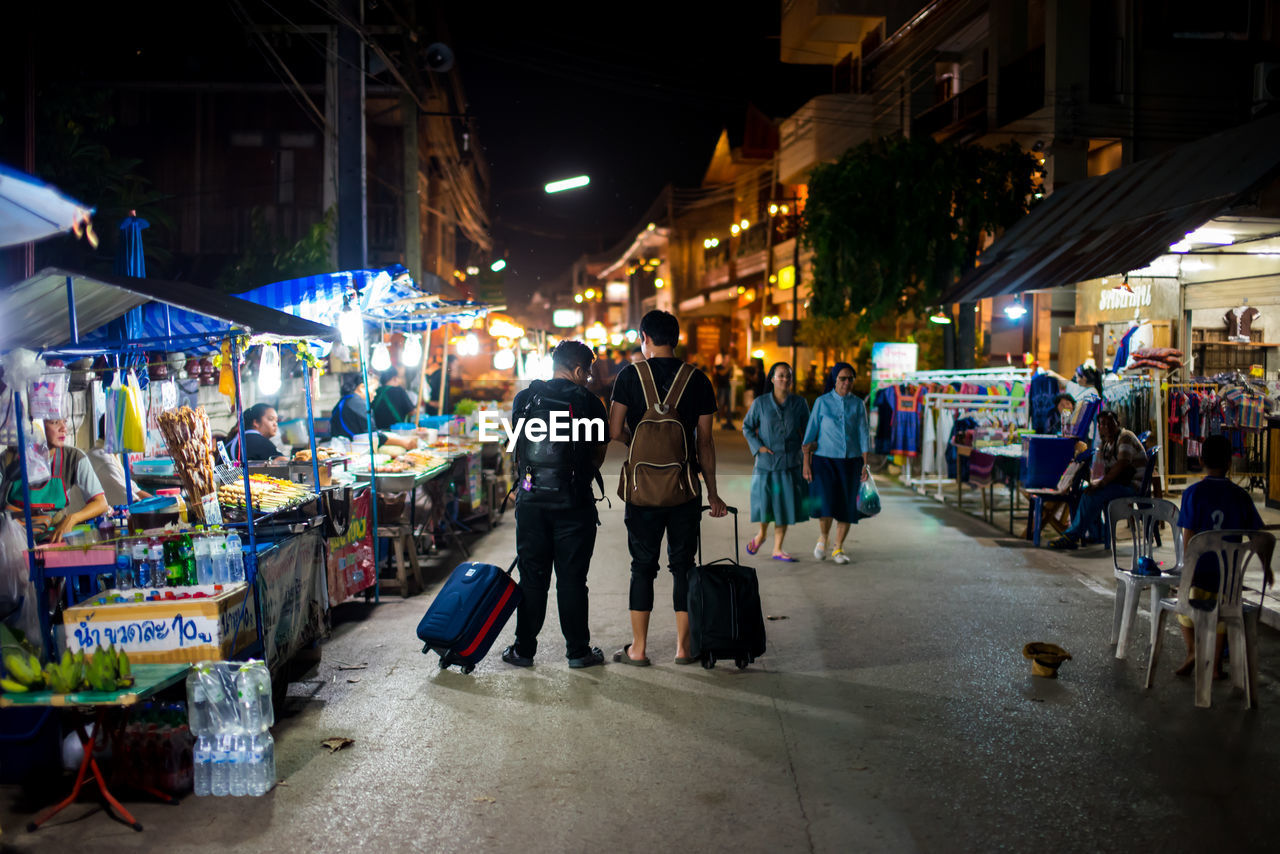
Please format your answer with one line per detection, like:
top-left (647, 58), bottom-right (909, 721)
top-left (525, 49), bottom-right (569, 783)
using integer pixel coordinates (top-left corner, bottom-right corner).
top-left (1201, 434), bottom-right (1232, 471)
top-left (551, 340), bottom-right (595, 373)
top-left (1098, 409), bottom-right (1121, 426)
top-left (639, 310), bottom-right (679, 347)
top-left (340, 375), bottom-right (363, 396)
top-left (378, 368), bottom-right (400, 386)
top-left (1053, 393), bottom-right (1075, 408)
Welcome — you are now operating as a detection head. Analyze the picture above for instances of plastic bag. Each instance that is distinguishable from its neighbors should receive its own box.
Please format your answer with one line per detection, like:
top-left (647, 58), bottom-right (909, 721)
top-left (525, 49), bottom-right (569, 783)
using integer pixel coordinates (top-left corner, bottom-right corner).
top-left (0, 513), bottom-right (27, 603)
top-left (0, 392), bottom-right (17, 446)
top-left (103, 377), bottom-right (122, 454)
top-left (29, 367), bottom-right (69, 421)
top-left (856, 471), bottom-right (881, 518)
top-left (120, 371), bottom-right (146, 452)
top-left (24, 433), bottom-right (51, 486)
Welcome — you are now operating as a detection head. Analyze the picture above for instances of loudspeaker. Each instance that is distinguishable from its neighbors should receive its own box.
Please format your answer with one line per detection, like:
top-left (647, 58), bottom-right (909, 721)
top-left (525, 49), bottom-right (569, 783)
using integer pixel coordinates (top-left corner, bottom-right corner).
top-left (425, 43), bottom-right (454, 73)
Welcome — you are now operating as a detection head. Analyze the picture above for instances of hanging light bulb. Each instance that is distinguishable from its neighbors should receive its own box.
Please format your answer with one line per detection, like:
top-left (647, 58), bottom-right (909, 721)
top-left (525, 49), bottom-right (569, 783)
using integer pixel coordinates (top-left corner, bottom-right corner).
top-left (371, 341), bottom-right (392, 371)
top-left (1004, 296), bottom-right (1028, 321)
top-left (401, 332), bottom-right (422, 367)
top-left (257, 344), bottom-right (282, 395)
top-left (929, 308), bottom-right (952, 325)
top-left (493, 349), bottom-right (516, 371)
top-left (338, 303), bottom-right (363, 347)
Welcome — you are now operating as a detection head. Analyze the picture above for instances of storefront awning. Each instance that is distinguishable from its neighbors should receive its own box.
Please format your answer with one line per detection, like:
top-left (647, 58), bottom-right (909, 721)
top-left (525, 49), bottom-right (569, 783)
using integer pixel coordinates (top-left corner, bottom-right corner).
top-left (944, 111), bottom-right (1280, 304)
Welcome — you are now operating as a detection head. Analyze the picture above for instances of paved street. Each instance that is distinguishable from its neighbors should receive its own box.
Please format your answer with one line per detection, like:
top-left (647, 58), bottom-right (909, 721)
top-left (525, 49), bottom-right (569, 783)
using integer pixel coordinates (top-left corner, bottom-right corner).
top-left (5, 433), bottom-right (1280, 853)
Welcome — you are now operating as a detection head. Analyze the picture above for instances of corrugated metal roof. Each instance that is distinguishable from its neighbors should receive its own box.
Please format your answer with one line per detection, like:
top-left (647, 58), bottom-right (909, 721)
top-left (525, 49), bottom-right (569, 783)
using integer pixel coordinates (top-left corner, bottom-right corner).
top-left (0, 267), bottom-right (337, 351)
top-left (944, 111), bottom-right (1280, 304)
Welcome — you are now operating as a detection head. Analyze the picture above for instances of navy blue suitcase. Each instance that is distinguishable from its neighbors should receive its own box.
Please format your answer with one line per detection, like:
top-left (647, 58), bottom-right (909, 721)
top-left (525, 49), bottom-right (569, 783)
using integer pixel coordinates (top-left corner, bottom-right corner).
top-left (417, 559), bottom-right (522, 674)
top-left (688, 506), bottom-right (767, 670)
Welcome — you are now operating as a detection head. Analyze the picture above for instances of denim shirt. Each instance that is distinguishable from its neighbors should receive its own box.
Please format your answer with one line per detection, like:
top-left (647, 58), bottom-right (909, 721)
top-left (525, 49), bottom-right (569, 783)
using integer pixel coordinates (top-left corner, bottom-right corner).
top-left (802, 390), bottom-right (870, 459)
top-left (742, 392), bottom-right (810, 472)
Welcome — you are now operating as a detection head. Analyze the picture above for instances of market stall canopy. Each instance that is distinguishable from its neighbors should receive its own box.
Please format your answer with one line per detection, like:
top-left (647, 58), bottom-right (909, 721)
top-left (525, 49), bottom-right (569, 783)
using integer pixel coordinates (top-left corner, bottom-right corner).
top-left (0, 267), bottom-right (338, 352)
top-left (0, 164), bottom-right (96, 249)
top-left (943, 111), bottom-right (1280, 304)
top-left (236, 264), bottom-right (493, 330)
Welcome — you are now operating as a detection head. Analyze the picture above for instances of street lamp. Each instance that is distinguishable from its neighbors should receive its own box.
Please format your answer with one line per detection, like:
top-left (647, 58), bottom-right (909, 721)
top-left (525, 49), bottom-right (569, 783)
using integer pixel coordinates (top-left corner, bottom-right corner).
top-left (490, 259), bottom-right (507, 272)
top-left (544, 175), bottom-right (590, 194)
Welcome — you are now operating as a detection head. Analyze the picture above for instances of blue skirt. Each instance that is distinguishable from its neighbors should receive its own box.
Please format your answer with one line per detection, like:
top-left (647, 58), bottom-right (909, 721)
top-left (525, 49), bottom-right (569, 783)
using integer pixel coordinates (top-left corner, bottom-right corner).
top-left (809, 455), bottom-right (864, 524)
top-left (750, 467), bottom-right (808, 526)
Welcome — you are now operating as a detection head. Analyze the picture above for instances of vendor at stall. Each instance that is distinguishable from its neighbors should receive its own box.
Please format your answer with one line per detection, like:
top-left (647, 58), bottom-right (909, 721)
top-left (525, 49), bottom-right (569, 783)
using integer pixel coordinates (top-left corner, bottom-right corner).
top-left (88, 416), bottom-right (151, 505)
top-left (227, 403), bottom-right (286, 462)
top-left (1051, 393), bottom-right (1076, 435)
top-left (372, 369), bottom-right (418, 430)
top-left (4, 418), bottom-right (108, 542)
top-left (330, 376), bottom-right (417, 450)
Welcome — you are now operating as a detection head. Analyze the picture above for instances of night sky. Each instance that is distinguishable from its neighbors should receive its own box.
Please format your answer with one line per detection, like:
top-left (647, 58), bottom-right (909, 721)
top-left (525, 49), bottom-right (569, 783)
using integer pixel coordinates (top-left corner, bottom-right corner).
top-left (4, 1), bottom-right (828, 297)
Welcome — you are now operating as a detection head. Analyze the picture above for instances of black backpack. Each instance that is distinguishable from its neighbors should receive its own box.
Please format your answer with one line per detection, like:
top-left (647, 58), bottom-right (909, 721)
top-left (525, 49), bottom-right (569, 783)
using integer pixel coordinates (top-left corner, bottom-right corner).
top-left (513, 381), bottom-right (598, 507)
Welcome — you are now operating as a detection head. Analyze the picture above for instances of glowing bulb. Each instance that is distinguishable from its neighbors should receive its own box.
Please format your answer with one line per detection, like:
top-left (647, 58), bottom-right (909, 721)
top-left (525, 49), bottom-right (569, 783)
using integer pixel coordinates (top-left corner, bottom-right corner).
top-left (625, 329), bottom-right (638, 343)
top-left (257, 345), bottom-right (281, 395)
top-left (730, 224), bottom-right (741, 235)
top-left (769, 204), bottom-right (778, 215)
top-left (371, 342), bottom-right (392, 372)
top-left (401, 333), bottom-right (422, 367)
top-left (493, 349), bottom-right (516, 370)
top-left (737, 286), bottom-right (745, 295)
top-left (458, 316), bottom-right (475, 330)
top-left (654, 278), bottom-right (665, 288)
top-left (752, 349), bottom-right (765, 359)
top-left (929, 311), bottom-right (952, 325)
top-left (585, 289), bottom-right (596, 299)
top-left (740, 219), bottom-right (750, 229)
top-left (574, 294), bottom-right (584, 303)
top-left (338, 307), bottom-right (362, 347)
top-left (1004, 301), bottom-right (1028, 321)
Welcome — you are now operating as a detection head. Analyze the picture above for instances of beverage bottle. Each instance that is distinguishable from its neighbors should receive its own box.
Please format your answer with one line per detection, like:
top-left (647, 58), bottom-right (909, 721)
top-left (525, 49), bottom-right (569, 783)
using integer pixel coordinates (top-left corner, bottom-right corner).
top-left (116, 541), bottom-right (134, 591)
top-left (185, 669), bottom-right (208, 735)
top-left (226, 530), bottom-right (246, 583)
top-left (211, 531), bottom-right (230, 584)
top-left (194, 526), bottom-right (213, 585)
top-left (179, 531), bottom-right (196, 586)
top-left (131, 539), bottom-right (149, 588)
top-left (210, 734), bottom-right (230, 797)
top-left (193, 733), bottom-right (212, 796)
top-left (228, 733), bottom-right (247, 796)
top-left (164, 538), bottom-right (184, 587)
top-left (148, 541), bottom-right (167, 588)
top-left (247, 732), bottom-right (275, 796)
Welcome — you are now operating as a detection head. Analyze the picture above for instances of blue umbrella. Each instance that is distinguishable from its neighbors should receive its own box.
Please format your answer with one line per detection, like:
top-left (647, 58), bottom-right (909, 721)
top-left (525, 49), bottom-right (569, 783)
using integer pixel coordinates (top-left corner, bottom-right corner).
top-left (0, 162), bottom-right (96, 248)
top-left (115, 211), bottom-right (149, 278)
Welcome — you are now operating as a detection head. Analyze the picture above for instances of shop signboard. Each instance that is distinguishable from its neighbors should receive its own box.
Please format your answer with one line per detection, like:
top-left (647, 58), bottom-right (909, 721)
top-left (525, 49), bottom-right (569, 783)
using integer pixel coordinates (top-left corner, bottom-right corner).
top-left (870, 342), bottom-right (918, 401)
top-left (1075, 277), bottom-right (1179, 325)
top-left (326, 490), bottom-right (376, 607)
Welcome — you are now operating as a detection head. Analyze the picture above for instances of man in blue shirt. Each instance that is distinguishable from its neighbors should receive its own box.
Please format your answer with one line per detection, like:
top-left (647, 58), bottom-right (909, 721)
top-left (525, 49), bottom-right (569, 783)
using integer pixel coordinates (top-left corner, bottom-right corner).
top-left (1173, 434), bottom-right (1267, 677)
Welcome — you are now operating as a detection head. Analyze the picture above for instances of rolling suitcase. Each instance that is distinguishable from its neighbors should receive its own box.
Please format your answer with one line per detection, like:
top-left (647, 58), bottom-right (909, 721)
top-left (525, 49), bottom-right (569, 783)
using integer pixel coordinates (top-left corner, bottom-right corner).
top-left (688, 505), bottom-right (767, 670)
top-left (417, 558), bottom-right (521, 674)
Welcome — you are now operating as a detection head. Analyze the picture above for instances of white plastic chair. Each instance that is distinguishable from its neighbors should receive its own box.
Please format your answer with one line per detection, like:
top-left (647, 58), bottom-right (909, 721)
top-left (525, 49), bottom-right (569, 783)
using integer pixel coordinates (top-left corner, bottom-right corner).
top-left (1145, 529), bottom-right (1276, 709)
top-left (1106, 497), bottom-right (1183, 660)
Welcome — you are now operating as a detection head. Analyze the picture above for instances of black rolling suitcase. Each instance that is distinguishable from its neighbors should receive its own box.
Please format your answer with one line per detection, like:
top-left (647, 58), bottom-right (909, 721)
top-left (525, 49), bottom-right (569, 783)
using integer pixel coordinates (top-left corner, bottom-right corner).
top-left (416, 558), bottom-right (521, 674)
top-left (688, 505), bottom-right (766, 670)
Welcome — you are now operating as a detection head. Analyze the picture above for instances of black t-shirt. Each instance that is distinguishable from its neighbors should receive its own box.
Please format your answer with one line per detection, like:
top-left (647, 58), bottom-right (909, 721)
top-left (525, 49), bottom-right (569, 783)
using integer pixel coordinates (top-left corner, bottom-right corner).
top-left (511, 378), bottom-right (608, 504)
top-left (330, 396), bottom-right (369, 438)
top-left (373, 386), bottom-right (415, 429)
top-left (238, 431), bottom-right (281, 462)
top-left (611, 358), bottom-right (717, 470)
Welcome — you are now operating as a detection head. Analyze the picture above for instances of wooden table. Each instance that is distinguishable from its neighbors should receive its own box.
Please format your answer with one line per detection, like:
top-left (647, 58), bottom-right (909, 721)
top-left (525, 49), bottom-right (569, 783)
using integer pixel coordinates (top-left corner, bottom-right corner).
top-left (2, 662), bottom-right (191, 832)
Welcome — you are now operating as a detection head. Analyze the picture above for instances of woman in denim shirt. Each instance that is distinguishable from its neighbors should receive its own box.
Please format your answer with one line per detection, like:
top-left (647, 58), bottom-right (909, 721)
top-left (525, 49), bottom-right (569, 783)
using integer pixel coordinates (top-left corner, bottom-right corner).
top-left (801, 362), bottom-right (870, 565)
top-left (742, 362), bottom-right (810, 562)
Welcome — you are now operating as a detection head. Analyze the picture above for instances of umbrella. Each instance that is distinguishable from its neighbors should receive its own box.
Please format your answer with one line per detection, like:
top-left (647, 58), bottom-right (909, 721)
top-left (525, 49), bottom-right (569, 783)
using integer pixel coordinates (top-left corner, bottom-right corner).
top-left (115, 212), bottom-right (149, 278)
top-left (0, 162), bottom-right (97, 249)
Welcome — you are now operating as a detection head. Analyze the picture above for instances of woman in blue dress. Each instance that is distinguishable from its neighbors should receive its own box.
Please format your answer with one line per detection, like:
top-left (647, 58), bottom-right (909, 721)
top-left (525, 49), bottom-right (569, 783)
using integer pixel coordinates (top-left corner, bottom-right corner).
top-left (742, 362), bottom-right (810, 562)
top-left (802, 362), bottom-right (870, 566)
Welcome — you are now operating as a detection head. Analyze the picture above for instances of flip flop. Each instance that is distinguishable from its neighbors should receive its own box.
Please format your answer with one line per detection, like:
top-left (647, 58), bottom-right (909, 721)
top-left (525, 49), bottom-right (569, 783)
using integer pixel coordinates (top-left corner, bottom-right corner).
top-left (612, 643), bottom-right (651, 666)
top-left (746, 535), bottom-right (762, 556)
top-left (772, 553), bottom-right (797, 562)
top-left (674, 655), bottom-right (699, 665)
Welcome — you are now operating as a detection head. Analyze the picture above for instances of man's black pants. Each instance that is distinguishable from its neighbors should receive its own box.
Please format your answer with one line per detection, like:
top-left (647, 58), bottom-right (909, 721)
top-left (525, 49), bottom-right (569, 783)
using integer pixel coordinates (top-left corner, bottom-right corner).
top-left (513, 501), bottom-right (598, 660)
top-left (624, 498), bottom-right (701, 612)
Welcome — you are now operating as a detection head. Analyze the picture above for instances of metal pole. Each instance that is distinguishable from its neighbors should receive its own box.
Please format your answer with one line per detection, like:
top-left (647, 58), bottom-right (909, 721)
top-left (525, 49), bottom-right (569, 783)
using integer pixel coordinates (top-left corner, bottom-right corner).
top-left (66, 276), bottom-right (78, 345)
top-left (437, 323), bottom-right (450, 416)
top-left (791, 206), bottom-right (800, 377)
top-left (302, 346), bottom-right (322, 490)
top-left (417, 326), bottom-right (431, 419)
top-left (117, 355), bottom-right (133, 505)
top-left (358, 319), bottom-right (381, 603)
top-left (231, 337), bottom-right (259, 577)
top-left (13, 393), bottom-right (51, 657)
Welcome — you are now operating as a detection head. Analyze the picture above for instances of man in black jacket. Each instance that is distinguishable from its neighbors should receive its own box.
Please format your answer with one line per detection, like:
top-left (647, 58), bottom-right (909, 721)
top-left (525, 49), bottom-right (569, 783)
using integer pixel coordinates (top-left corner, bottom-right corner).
top-left (501, 340), bottom-right (609, 669)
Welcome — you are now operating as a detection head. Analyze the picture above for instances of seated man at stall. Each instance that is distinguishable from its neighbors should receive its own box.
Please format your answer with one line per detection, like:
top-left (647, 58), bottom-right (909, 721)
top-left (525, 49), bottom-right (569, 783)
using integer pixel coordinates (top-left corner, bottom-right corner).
top-left (1172, 434), bottom-right (1269, 677)
top-left (1048, 410), bottom-right (1146, 550)
top-left (4, 418), bottom-right (108, 543)
top-left (330, 375), bottom-right (417, 450)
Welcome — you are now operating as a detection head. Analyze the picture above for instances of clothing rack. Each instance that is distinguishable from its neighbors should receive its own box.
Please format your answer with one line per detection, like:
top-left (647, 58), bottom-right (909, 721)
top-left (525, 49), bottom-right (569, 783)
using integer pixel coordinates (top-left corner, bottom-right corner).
top-left (1165, 377), bottom-right (1270, 491)
top-left (907, 393), bottom-right (1024, 495)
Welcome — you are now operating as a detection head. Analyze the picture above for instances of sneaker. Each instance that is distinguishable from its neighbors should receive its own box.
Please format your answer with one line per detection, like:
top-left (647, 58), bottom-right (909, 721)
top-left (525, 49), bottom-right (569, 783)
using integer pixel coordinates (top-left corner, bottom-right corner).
top-left (501, 645), bottom-right (533, 668)
top-left (1047, 536), bottom-right (1078, 551)
top-left (567, 647), bottom-right (605, 669)
top-left (832, 549), bottom-right (850, 565)
top-left (814, 541), bottom-right (827, 561)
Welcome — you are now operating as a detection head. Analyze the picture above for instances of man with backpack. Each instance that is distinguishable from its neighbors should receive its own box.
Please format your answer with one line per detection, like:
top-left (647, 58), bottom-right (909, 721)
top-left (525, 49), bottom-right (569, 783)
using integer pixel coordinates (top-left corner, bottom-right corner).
top-left (609, 310), bottom-right (727, 666)
top-left (501, 340), bottom-right (610, 669)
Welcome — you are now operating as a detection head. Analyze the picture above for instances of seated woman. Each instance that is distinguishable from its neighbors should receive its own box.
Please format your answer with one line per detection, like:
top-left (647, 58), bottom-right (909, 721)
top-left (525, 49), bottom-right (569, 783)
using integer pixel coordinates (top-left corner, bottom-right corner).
top-left (1050, 393), bottom-right (1076, 435)
top-left (331, 375), bottom-right (417, 450)
top-left (4, 418), bottom-right (108, 543)
top-left (227, 403), bottom-right (286, 462)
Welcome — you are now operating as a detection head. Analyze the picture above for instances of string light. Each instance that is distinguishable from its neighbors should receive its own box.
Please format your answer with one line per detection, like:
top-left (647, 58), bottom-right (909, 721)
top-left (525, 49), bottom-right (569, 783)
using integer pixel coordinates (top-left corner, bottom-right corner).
top-left (257, 345), bottom-right (281, 395)
top-left (371, 341), bottom-right (392, 372)
top-left (401, 333), bottom-right (422, 366)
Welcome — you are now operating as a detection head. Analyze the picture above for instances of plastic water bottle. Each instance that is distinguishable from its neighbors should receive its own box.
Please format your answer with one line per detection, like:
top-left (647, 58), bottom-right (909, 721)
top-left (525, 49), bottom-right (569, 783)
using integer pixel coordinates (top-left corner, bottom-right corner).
top-left (132, 540), bottom-right (149, 588)
top-left (225, 530), bottom-right (245, 584)
top-left (193, 734), bottom-right (213, 797)
top-left (116, 543), bottom-right (134, 592)
top-left (248, 733), bottom-right (274, 796)
top-left (210, 734), bottom-right (230, 797)
top-left (148, 541), bottom-right (167, 589)
top-left (185, 671), bottom-right (209, 735)
top-left (194, 527), bottom-right (213, 586)
top-left (235, 661), bottom-right (273, 733)
top-left (210, 531), bottom-right (230, 585)
top-left (228, 733), bottom-right (247, 796)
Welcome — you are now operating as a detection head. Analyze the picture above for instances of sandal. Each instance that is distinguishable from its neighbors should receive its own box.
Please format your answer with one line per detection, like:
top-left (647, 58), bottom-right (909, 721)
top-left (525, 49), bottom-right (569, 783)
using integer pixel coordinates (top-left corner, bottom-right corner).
top-left (772, 552), bottom-right (796, 562)
top-left (674, 655), bottom-right (699, 665)
top-left (612, 643), bottom-right (651, 666)
top-left (746, 535), bottom-right (762, 556)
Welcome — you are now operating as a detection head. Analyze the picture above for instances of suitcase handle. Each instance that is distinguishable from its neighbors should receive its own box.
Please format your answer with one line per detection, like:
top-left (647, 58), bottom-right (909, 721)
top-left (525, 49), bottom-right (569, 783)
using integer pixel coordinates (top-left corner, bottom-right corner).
top-left (698, 504), bottom-right (739, 565)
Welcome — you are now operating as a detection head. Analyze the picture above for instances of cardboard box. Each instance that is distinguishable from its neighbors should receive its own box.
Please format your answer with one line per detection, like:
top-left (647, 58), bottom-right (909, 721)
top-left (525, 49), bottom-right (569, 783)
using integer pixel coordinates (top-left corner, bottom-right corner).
top-left (63, 583), bottom-right (258, 664)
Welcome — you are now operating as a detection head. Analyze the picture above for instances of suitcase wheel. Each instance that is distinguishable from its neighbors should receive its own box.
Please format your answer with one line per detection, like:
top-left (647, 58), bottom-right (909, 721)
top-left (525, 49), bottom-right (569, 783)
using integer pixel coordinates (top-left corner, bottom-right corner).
top-left (701, 654), bottom-right (716, 670)
top-left (461, 664), bottom-right (475, 675)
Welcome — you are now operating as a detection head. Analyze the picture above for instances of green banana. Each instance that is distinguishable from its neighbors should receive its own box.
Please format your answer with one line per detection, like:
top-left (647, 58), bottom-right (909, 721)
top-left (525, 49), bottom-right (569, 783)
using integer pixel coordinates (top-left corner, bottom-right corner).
top-left (0, 677), bottom-right (30, 693)
top-left (116, 650), bottom-right (133, 687)
top-left (3, 652), bottom-right (39, 687)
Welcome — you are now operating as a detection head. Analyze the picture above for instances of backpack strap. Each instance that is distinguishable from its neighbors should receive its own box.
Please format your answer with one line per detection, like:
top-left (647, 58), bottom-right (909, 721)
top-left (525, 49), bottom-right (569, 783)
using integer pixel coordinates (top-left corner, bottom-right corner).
top-left (334, 395), bottom-right (354, 435)
top-left (663, 363), bottom-right (695, 411)
top-left (635, 361), bottom-right (661, 410)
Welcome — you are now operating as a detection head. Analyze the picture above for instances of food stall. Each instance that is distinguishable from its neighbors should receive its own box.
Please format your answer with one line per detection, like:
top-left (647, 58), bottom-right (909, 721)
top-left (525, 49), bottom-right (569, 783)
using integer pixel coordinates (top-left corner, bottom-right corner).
top-left (0, 267), bottom-right (337, 675)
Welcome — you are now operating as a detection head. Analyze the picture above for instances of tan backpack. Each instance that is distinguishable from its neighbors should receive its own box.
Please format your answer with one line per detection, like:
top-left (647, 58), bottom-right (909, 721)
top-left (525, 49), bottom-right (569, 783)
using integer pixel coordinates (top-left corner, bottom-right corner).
top-left (618, 361), bottom-right (700, 506)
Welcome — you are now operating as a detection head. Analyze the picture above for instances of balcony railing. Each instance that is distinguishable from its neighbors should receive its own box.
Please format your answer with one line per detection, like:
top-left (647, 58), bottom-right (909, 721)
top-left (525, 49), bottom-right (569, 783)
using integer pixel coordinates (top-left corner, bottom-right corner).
top-left (997, 46), bottom-right (1046, 126)
top-left (912, 77), bottom-right (988, 139)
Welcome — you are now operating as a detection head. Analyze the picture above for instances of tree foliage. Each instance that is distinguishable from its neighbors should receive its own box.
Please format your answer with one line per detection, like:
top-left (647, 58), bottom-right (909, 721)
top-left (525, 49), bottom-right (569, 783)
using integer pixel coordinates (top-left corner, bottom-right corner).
top-left (216, 207), bottom-right (335, 293)
top-left (803, 136), bottom-right (1038, 330)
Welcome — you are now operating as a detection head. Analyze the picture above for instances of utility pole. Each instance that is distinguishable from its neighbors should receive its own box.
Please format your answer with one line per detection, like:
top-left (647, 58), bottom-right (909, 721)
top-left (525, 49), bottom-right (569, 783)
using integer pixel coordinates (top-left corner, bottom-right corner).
top-left (336, 0), bottom-right (367, 271)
